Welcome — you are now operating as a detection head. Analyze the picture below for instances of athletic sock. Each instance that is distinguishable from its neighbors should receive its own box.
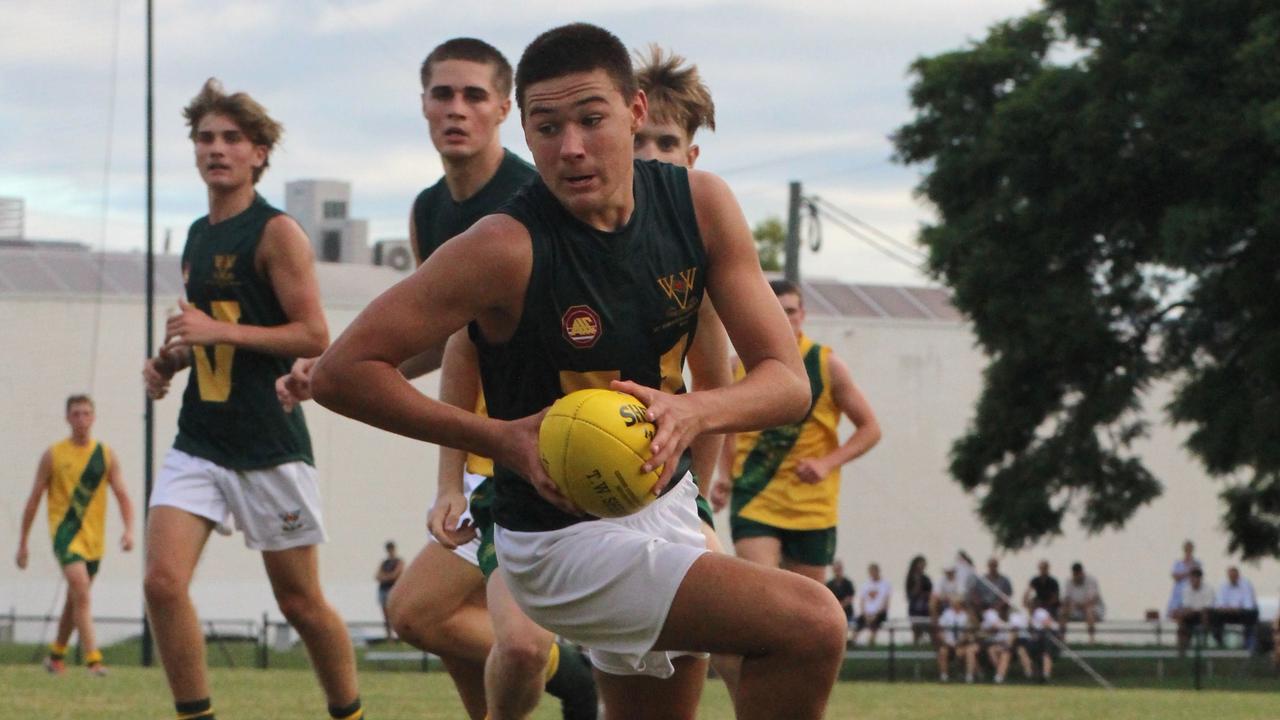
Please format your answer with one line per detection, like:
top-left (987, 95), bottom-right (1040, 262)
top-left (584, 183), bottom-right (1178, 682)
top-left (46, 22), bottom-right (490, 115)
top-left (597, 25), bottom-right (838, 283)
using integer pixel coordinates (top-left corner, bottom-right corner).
top-left (543, 641), bottom-right (598, 720)
top-left (85, 649), bottom-right (103, 666)
top-left (49, 642), bottom-right (68, 660)
top-left (175, 698), bottom-right (215, 720)
top-left (328, 697), bottom-right (364, 719)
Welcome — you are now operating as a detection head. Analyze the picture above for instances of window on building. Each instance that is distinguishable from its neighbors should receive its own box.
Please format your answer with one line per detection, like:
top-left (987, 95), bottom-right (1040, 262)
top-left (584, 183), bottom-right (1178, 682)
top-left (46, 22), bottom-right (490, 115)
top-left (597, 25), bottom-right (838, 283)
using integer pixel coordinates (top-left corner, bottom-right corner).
top-left (323, 201), bottom-right (347, 219)
top-left (322, 231), bottom-right (342, 262)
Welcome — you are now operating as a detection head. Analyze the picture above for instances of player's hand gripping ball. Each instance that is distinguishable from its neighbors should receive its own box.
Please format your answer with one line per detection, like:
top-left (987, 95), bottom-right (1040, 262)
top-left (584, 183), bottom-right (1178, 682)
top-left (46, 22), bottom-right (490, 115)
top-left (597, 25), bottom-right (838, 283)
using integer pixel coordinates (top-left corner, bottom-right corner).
top-left (538, 389), bottom-right (663, 518)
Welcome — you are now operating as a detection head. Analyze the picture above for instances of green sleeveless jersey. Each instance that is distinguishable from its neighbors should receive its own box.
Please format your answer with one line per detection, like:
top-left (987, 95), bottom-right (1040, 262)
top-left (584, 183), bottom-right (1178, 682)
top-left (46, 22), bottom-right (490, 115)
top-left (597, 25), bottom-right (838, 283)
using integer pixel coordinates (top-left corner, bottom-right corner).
top-left (412, 149), bottom-right (537, 261)
top-left (174, 193), bottom-right (314, 469)
top-left (473, 159), bottom-right (704, 532)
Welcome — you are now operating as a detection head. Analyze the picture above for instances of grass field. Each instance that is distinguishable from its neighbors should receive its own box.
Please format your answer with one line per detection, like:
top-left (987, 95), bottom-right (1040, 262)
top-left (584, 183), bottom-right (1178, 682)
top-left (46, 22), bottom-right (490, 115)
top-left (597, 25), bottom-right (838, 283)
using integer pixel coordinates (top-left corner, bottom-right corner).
top-left (0, 665), bottom-right (1277, 719)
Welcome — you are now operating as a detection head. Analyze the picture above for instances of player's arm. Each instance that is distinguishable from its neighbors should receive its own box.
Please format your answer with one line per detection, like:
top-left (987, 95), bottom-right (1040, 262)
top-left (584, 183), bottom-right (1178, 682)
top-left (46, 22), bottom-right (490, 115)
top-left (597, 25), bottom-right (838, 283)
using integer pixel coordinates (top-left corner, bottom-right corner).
top-left (164, 215), bottom-right (329, 359)
top-left (106, 448), bottom-right (135, 552)
top-left (795, 354), bottom-right (881, 484)
top-left (613, 170), bottom-right (809, 488)
top-left (311, 215), bottom-right (571, 510)
top-left (427, 329), bottom-right (482, 548)
top-left (685, 298), bottom-right (732, 496)
top-left (15, 450), bottom-right (52, 569)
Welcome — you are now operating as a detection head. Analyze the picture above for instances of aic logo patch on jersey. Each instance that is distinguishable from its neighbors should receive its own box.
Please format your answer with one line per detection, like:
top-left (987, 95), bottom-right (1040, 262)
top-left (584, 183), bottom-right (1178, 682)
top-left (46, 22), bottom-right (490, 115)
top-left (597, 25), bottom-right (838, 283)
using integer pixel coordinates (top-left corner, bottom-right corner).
top-left (562, 305), bottom-right (602, 348)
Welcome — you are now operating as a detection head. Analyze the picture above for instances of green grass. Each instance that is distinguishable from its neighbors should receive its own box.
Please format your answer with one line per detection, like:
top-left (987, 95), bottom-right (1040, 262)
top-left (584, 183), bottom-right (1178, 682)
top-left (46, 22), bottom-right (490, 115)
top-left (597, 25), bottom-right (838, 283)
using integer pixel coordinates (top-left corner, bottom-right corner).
top-left (0, 664), bottom-right (1277, 719)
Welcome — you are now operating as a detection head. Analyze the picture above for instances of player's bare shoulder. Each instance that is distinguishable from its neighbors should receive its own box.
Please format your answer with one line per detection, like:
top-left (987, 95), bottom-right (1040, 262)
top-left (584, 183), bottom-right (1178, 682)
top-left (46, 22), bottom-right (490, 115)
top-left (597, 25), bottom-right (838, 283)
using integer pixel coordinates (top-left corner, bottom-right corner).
top-left (255, 213), bottom-right (315, 273)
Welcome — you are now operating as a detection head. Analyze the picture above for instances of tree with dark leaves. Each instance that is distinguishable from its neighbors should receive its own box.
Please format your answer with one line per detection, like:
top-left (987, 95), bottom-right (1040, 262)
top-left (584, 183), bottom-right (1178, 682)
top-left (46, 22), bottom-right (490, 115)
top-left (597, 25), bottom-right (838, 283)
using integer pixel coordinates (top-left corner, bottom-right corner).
top-left (893, 0), bottom-right (1280, 557)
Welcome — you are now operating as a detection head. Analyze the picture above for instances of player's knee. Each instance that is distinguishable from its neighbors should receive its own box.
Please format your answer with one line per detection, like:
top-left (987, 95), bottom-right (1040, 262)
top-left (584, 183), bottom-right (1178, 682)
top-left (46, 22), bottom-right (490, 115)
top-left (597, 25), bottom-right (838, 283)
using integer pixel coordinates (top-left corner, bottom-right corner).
top-left (143, 565), bottom-right (187, 608)
top-left (275, 591), bottom-right (326, 632)
top-left (492, 633), bottom-right (549, 677)
top-left (788, 581), bottom-right (847, 661)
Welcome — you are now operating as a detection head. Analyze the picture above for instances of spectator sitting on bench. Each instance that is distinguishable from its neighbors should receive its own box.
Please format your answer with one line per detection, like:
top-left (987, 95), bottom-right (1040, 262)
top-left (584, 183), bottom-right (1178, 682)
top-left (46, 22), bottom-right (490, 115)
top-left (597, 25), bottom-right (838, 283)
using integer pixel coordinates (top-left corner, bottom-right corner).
top-left (853, 562), bottom-right (891, 646)
top-left (1029, 598), bottom-right (1060, 682)
top-left (1175, 567), bottom-right (1215, 655)
top-left (1061, 562), bottom-right (1105, 643)
top-left (935, 595), bottom-right (977, 683)
top-left (1212, 566), bottom-right (1258, 650)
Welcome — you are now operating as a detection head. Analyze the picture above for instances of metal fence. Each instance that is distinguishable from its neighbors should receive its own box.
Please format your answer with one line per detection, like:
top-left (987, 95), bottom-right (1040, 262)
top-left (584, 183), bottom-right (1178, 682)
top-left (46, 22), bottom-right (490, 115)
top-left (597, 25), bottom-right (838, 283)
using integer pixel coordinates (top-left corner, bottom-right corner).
top-left (2, 610), bottom-right (1275, 690)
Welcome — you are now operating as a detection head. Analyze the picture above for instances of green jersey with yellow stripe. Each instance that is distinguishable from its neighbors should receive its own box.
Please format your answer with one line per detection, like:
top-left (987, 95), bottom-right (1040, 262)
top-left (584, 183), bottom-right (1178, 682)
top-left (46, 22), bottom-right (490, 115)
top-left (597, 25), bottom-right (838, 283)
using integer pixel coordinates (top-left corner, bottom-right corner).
top-left (731, 333), bottom-right (841, 530)
top-left (47, 438), bottom-right (112, 565)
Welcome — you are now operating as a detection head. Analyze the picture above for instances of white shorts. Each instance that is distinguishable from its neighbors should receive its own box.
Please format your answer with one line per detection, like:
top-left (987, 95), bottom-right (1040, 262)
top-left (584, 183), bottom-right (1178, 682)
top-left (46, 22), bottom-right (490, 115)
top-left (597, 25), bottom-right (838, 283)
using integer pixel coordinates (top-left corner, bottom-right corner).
top-left (150, 447), bottom-right (327, 551)
top-left (496, 474), bottom-right (709, 678)
top-left (426, 472), bottom-right (488, 567)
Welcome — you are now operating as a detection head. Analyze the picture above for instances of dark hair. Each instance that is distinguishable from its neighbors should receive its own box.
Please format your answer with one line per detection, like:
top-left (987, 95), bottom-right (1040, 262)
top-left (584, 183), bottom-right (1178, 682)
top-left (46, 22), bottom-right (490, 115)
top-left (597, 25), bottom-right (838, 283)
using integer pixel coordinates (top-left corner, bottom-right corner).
top-left (515, 23), bottom-right (636, 116)
top-left (66, 394), bottom-right (94, 412)
top-left (905, 555), bottom-right (927, 595)
top-left (769, 279), bottom-right (800, 298)
top-left (420, 37), bottom-right (513, 98)
top-left (183, 78), bottom-right (283, 184)
top-left (1071, 562), bottom-right (1083, 573)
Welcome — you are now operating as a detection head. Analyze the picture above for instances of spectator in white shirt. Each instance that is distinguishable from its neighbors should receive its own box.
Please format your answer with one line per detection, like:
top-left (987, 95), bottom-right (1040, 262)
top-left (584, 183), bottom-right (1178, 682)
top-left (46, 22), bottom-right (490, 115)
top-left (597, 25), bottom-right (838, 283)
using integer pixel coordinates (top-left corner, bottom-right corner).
top-left (980, 603), bottom-right (1018, 683)
top-left (1029, 600), bottom-right (1060, 681)
top-left (1211, 566), bottom-right (1259, 649)
top-left (935, 602), bottom-right (977, 683)
top-left (1061, 562), bottom-right (1105, 643)
top-left (1176, 567), bottom-right (1215, 654)
top-left (853, 563), bottom-right (891, 647)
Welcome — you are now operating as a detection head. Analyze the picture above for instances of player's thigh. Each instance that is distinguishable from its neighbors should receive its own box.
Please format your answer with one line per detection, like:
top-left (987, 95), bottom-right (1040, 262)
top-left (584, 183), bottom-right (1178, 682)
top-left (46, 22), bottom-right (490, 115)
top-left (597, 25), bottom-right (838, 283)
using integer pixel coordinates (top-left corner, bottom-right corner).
top-left (145, 505), bottom-right (215, 587)
top-left (780, 559), bottom-right (827, 583)
top-left (733, 536), bottom-right (782, 567)
top-left (261, 544), bottom-right (324, 602)
top-left (595, 654), bottom-right (707, 720)
top-left (61, 561), bottom-right (93, 597)
top-left (486, 572), bottom-right (553, 650)
top-left (653, 551), bottom-right (843, 656)
top-left (387, 542), bottom-right (486, 626)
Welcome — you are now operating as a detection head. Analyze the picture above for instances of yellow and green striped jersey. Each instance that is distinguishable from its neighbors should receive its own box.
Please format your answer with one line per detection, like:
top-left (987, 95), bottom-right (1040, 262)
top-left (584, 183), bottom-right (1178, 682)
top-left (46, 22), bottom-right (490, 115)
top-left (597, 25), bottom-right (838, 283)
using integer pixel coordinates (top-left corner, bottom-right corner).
top-left (731, 334), bottom-right (841, 529)
top-left (46, 438), bottom-right (112, 563)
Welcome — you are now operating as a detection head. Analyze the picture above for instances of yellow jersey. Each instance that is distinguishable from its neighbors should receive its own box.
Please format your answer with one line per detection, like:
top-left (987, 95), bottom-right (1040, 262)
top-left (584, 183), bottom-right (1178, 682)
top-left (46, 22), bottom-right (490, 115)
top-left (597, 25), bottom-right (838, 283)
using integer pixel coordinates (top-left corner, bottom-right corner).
top-left (731, 334), bottom-right (842, 529)
top-left (46, 438), bottom-right (113, 564)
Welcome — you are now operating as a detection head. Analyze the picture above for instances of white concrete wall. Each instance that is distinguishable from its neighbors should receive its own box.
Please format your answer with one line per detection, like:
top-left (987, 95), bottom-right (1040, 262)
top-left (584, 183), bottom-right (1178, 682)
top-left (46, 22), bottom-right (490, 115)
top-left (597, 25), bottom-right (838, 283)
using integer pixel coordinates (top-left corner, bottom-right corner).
top-left (1, 294), bottom-right (1275, 642)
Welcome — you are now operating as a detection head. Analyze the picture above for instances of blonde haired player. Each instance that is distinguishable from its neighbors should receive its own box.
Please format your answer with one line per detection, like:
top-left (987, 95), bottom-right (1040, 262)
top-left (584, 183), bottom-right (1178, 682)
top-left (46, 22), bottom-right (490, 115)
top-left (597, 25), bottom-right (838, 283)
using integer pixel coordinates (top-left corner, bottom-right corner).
top-left (15, 394), bottom-right (135, 676)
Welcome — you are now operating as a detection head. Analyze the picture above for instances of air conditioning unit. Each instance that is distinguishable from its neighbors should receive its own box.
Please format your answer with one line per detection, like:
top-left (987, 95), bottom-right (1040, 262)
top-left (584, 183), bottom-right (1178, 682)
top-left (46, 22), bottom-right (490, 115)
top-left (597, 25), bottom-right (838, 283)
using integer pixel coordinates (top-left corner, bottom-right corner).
top-left (373, 239), bottom-right (414, 272)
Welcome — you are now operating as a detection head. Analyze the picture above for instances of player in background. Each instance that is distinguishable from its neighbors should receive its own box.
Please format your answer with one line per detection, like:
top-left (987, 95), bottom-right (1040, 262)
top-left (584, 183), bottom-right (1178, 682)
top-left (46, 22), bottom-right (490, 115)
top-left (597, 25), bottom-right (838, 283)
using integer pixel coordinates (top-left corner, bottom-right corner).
top-left (15, 394), bottom-right (135, 676)
top-left (278, 38), bottom-right (597, 720)
top-left (310, 23), bottom-right (847, 720)
top-left (142, 79), bottom-right (362, 720)
top-left (631, 42), bottom-right (744, 697)
top-left (714, 279), bottom-right (881, 583)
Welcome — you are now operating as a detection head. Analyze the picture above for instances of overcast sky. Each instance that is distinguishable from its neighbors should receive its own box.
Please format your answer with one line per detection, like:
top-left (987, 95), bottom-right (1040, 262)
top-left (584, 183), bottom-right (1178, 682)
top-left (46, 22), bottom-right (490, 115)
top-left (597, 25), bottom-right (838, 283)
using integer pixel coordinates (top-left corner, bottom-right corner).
top-left (2, 0), bottom-right (1041, 286)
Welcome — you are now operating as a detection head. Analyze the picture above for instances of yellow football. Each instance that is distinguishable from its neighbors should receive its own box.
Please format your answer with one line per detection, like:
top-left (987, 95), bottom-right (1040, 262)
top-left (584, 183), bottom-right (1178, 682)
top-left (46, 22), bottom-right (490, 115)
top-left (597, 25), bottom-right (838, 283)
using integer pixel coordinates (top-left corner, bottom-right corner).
top-left (538, 388), bottom-right (661, 518)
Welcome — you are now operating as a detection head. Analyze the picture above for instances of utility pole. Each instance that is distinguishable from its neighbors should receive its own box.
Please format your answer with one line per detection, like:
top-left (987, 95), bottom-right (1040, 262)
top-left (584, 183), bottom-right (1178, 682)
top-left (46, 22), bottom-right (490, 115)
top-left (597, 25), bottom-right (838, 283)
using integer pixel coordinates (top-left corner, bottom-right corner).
top-left (784, 181), bottom-right (801, 283)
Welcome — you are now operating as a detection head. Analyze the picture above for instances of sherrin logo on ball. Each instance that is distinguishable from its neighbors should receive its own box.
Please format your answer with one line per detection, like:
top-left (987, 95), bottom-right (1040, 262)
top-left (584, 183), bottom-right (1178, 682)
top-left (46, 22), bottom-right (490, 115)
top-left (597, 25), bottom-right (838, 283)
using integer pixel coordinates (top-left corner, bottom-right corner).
top-left (538, 388), bottom-right (663, 518)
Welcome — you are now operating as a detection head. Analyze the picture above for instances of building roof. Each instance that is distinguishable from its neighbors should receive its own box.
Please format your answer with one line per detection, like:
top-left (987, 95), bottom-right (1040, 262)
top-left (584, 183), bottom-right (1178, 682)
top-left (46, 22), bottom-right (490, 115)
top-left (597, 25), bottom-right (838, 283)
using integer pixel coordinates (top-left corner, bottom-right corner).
top-left (0, 246), bottom-right (963, 321)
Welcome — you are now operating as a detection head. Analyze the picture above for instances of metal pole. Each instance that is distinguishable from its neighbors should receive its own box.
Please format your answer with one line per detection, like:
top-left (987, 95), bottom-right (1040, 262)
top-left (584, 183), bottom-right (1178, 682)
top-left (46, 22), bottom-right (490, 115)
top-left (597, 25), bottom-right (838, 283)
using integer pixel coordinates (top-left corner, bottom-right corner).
top-left (141, 0), bottom-right (155, 668)
top-left (784, 181), bottom-right (801, 283)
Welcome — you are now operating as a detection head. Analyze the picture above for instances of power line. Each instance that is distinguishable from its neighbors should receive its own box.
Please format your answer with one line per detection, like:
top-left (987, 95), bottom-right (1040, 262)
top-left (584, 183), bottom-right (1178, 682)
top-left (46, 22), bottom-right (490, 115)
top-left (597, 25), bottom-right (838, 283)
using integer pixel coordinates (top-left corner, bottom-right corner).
top-left (811, 195), bottom-right (927, 261)
top-left (813, 206), bottom-right (924, 273)
top-left (87, 0), bottom-right (124, 393)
